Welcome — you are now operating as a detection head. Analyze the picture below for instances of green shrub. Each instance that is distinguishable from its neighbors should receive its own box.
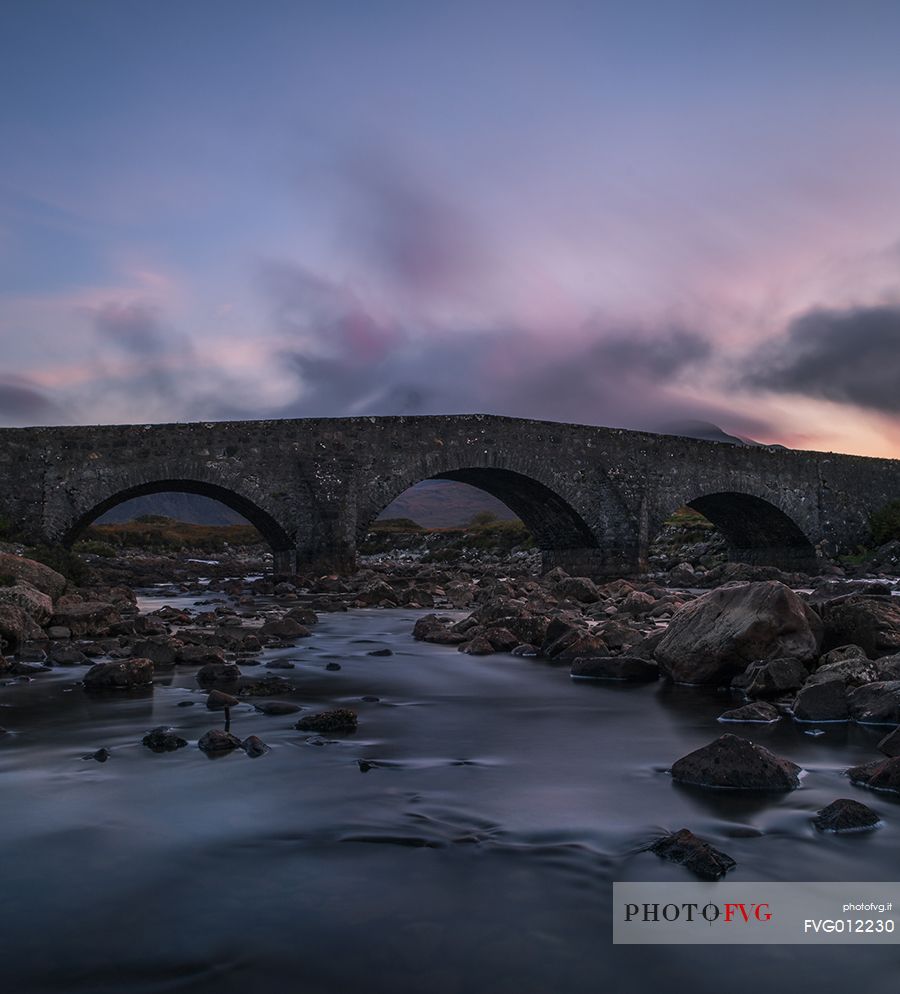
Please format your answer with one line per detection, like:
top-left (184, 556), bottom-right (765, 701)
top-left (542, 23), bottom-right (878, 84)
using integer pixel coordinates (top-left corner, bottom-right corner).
top-left (871, 500), bottom-right (900, 546)
top-left (73, 539), bottom-right (117, 558)
top-left (28, 546), bottom-right (90, 586)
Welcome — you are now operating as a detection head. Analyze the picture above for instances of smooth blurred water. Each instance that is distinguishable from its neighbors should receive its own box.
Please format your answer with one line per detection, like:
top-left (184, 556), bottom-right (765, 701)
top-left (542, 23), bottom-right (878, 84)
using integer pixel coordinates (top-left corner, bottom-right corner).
top-left (1, 598), bottom-right (899, 993)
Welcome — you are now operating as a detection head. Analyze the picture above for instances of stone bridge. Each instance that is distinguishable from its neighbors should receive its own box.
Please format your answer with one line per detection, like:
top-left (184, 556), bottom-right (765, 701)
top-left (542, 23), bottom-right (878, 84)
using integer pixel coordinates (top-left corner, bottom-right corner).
top-left (0, 415), bottom-right (897, 577)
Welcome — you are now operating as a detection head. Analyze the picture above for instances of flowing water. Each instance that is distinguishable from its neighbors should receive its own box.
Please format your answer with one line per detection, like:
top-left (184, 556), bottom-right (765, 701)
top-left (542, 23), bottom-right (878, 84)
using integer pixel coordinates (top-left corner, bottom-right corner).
top-left (1, 591), bottom-right (899, 993)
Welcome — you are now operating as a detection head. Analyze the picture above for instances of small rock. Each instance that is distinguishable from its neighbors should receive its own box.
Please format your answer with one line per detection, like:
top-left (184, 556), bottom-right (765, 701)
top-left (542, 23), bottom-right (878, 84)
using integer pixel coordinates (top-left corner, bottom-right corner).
top-left (718, 701), bottom-right (780, 723)
top-left (241, 735), bottom-right (268, 758)
top-left (650, 828), bottom-right (736, 880)
top-left (254, 700), bottom-right (301, 715)
top-left (142, 727), bottom-right (188, 753)
top-left (206, 689), bottom-right (239, 711)
top-left (295, 709), bottom-right (358, 733)
top-left (82, 748), bottom-right (111, 763)
top-left (570, 655), bottom-right (658, 681)
top-left (367, 648), bottom-right (392, 657)
top-left (813, 798), bottom-right (880, 832)
top-left (198, 729), bottom-right (243, 754)
top-left (325, 662), bottom-right (342, 671)
top-left (360, 695), bottom-right (380, 703)
top-left (848, 757), bottom-right (900, 794)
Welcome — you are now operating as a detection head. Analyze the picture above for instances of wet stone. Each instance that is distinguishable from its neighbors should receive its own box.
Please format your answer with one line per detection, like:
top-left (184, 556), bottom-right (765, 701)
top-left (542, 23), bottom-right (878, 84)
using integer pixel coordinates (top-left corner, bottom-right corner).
top-left (718, 701), bottom-right (780, 723)
top-left (206, 689), bottom-right (239, 710)
top-left (671, 733), bottom-right (802, 790)
top-left (296, 709), bottom-right (358, 733)
top-left (242, 735), bottom-right (268, 758)
top-left (650, 828), bottom-right (736, 880)
top-left (198, 729), bottom-right (243, 754)
top-left (813, 798), bottom-right (881, 833)
top-left (142, 727), bottom-right (188, 753)
top-left (254, 700), bottom-right (301, 715)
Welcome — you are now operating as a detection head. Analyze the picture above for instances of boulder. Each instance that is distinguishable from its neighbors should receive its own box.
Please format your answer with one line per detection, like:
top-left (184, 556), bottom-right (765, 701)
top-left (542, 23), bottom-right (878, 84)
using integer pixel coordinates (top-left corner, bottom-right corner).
top-left (805, 658), bottom-right (880, 688)
top-left (295, 709), bottom-right (358, 733)
top-left (48, 645), bottom-right (88, 666)
top-left (0, 604), bottom-right (28, 654)
top-left (285, 606), bottom-right (318, 626)
top-left (412, 614), bottom-right (467, 645)
top-left (459, 635), bottom-right (495, 656)
top-left (816, 644), bottom-right (866, 668)
top-left (792, 680), bottom-right (849, 722)
top-left (196, 662), bottom-right (242, 687)
top-left (555, 576), bottom-right (601, 603)
top-left (670, 733), bottom-right (801, 790)
top-left (176, 645), bottom-right (227, 666)
top-left (83, 657), bottom-right (153, 690)
top-left (732, 657), bottom-right (808, 698)
top-left (0, 552), bottom-right (66, 599)
top-left (258, 617), bottom-right (312, 639)
top-left (650, 829), bottom-right (736, 880)
top-left (818, 595), bottom-right (900, 658)
top-left (570, 656), bottom-right (659, 681)
top-left (847, 681), bottom-right (900, 724)
top-left (813, 799), bottom-right (880, 832)
top-left (132, 637), bottom-right (180, 669)
top-left (848, 757), bottom-right (900, 794)
top-left (654, 582), bottom-right (822, 685)
top-left (50, 601), bottom-right (121, 637)
top-left (0, 584), bottom-right (53, 624)
top-left (718, 701), bottom-right (780, 723)
top-left (878, 727), bottom-right (900, 757)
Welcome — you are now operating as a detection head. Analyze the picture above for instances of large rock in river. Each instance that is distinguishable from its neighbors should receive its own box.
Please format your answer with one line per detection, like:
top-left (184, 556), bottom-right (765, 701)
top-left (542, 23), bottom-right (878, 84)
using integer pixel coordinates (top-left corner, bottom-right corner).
top-left (0, 583), bottom-right (53, 625)
top-left (83, 657), bottom-right (153, 690)
top-left (654, 581), bottom-right (822, 685)
top-left (671, 733), bottom-right (801, 790)
top-left (0, 552), bottom-right (66, 599)
top-left (818, 595), bottom-right (900, 659)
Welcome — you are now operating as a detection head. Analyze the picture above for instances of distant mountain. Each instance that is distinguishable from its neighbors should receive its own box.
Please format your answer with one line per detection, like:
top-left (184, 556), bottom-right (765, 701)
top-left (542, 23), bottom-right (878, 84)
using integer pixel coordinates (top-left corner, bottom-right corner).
top-left (655, 419), bottom-right (786, 448)
top-left (94, 481), bottom-right (515, 529)
top-left (376, 480), bottom-right (518, 528)
top-left (96, 493), bottom-right (248, 525)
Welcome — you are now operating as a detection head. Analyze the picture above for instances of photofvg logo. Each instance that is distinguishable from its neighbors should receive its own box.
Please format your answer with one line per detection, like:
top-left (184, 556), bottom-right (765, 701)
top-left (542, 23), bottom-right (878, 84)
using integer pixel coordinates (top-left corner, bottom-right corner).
top-left (624, 900), bottom-right (772, 925)
top-left (613, 883), bottom-right (900, 945)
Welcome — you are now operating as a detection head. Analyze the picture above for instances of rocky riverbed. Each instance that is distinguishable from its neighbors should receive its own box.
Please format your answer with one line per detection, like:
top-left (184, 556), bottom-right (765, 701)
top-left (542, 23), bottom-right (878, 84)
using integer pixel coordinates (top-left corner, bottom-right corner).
top-left (2, 544), bottom-right (900, 990)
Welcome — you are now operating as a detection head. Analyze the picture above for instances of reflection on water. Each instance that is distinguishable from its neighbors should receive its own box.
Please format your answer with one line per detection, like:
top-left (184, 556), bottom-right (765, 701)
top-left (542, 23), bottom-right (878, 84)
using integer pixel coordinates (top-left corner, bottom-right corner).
top-left (1, 597), bottom-right (898, 993)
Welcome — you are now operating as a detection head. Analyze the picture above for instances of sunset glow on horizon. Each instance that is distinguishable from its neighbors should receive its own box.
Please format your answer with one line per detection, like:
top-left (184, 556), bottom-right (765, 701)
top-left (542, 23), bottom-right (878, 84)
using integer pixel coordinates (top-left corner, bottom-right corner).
top-left (3, 1), bottom-right (900, 458)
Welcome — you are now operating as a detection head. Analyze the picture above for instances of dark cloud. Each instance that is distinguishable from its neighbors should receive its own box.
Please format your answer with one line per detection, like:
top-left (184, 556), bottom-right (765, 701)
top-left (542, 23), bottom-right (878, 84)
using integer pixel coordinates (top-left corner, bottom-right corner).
top-left (249, 259), bottom-right (770, 438)
top-left (0, 375), bottom-right (60, 420)
top-left (337, 153), bottom-right (480, 298)
top-left (742, 304), bottom-right (900, 413)
top-left (91, 301), bottom-right (170, 355)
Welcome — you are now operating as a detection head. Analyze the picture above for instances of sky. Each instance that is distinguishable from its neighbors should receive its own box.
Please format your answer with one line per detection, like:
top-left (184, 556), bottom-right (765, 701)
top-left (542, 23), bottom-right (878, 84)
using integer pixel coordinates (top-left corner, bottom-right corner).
top-left (3, 0), bottom-right (900, 457)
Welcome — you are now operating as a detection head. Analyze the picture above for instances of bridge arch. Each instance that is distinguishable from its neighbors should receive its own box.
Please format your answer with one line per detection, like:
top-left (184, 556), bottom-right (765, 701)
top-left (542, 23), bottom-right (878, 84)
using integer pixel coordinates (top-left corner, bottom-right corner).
top-left (356, 449), bottom-right (641, 575)
top-left (654, 490), bottom-right (818, 571)
top-left (59, 477), bottom-right (294, 565)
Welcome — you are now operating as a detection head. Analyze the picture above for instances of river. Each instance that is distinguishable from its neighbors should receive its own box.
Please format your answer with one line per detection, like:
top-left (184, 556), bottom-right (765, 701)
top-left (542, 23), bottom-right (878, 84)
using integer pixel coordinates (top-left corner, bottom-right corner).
top-left (0, 590), bottom-right (898, 992)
